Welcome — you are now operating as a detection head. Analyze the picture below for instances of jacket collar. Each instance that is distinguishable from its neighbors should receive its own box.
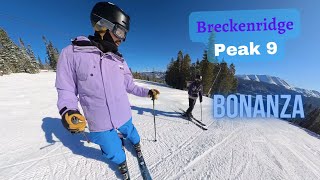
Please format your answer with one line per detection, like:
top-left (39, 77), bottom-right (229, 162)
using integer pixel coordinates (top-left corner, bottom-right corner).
top-left (72, 36), bottom-right (124, 63)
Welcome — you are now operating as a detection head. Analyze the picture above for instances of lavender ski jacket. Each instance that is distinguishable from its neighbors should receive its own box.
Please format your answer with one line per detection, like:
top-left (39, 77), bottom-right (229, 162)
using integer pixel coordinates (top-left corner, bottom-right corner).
top-left (55, 36), bottom-right (149, 132)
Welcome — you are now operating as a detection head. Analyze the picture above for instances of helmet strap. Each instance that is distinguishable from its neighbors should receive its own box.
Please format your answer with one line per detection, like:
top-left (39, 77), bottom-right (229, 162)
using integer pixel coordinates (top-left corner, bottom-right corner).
top-left (98, 31), bottom-right (106, 40)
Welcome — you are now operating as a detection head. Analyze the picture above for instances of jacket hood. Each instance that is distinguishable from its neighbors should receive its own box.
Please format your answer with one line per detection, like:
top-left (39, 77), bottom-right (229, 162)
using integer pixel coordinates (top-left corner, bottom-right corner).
top-left (71, 36), bottom-right (100, 53)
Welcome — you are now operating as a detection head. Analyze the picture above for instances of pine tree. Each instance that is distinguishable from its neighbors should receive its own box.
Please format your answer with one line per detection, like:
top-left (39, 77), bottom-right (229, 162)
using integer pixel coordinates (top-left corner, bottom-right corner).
top-left (0, 29), bottom-right (39, 74)
top-left (43, 36), bottom-right (59, 70)
top-left (19, 38), bottom-right (26, 50)
top-left (216, 62), bottom-right (229, 94)
top-left (166, 51), bottom-right (183, 89)
top-left (0, 56), bottom-right (4, 75)
top-left (27, 44), bottom-right (40, 72)
top-left (18, 38), bottom-right (30, 72)
top-left (229, 63), bottom-right (238, 93)
top-left (17, 38), bottom-right (39, 73)
top-left (200, 50), bottom-right (214, 95)
top-left (38, 56), bottom-right (44, 69)
top-left (190, 63), bottom-right (196, 82)
top-left (180, 54), bottom-right (191, 89)
top-left (206, 62), bottom-right (220, 96)
top-left (211, 61), bottom-right (238, 95)
top-left (165, 58), bottom-right (175, 86)
top-left (175, 50), bottom-right (184, 89)
top-left (0, 32), bottom-right (9, 74)
top-left (190, 59), bottom-right (201, 82)
top-left (196, 59), bottom-right (201, 73)
top-left (165, 51), bottom-right (191, 89)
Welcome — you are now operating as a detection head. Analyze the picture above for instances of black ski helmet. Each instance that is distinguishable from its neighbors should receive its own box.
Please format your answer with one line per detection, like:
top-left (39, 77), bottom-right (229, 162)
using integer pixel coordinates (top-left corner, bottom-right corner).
top-left (195, 74), bottom-right (202, 81)
top-left (90, 2), bottom-right (130, 39)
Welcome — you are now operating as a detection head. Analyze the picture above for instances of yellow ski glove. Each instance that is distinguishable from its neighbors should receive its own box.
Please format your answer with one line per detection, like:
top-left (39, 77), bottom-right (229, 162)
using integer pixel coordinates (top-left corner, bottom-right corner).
top-left (62, 110), bottom-right (87, 133)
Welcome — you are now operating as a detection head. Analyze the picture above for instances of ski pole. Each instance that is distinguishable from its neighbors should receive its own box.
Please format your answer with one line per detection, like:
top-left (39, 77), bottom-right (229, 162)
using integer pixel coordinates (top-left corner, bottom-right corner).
top-left (72, 116), bottom-right (91, 143)
top-left (200, 102), bottom-right (203, 122)
top-left (82, 132), bottom-right (91, 143)
top-left (152, 98), bottom-right (157, 142)
top-left (207, 67), bottom-right (222, 97)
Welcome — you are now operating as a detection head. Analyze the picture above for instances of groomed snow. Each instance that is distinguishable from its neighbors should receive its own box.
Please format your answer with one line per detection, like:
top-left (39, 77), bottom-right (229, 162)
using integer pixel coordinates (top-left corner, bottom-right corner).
top-left (1, 72), bottom-right (320, 180)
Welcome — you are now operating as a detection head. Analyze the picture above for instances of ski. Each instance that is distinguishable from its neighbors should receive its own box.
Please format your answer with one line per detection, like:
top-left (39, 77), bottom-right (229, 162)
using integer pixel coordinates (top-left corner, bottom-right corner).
top-left (134, 143), bottom-right (152, 180)
top-left (119, 136), bottom-right (152, 180)
top-left (182, 115), bottom-right (208, 130)
top-left (190, 116), bottom-right (206, 127)
top-left (178, 108), bottom-right (207, 127)
top-left (176, 110), bottom-right (208, 130)
top-left (136, 152), bottom-right (152, 180)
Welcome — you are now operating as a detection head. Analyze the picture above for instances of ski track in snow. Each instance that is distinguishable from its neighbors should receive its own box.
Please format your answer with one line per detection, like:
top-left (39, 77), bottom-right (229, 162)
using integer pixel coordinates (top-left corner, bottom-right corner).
top-left (167, 127), bottom-right (243, 180)
top-left (8, 144), bottom-right (64, 180)
top-left (259, 120), bottom-right (320, 179)
top-left (1, 72), bottom-right (320, 180)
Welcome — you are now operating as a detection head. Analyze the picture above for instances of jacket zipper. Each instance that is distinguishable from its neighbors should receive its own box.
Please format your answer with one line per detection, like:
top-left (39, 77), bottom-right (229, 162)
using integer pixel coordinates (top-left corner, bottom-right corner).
top-left (99, 53), bottom-right (115, 129)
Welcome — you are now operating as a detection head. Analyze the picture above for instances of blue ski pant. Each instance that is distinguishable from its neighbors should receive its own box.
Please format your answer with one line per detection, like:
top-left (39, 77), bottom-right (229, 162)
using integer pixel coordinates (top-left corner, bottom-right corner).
top-left (89, 118), bottom-right (140, 165)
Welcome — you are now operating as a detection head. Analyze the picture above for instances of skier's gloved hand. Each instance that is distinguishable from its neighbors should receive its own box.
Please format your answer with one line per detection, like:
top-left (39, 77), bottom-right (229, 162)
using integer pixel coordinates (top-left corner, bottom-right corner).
top-left (61, 110), bottom-right (87, 133)
top-left (148, 89), bottom-right (160, 100)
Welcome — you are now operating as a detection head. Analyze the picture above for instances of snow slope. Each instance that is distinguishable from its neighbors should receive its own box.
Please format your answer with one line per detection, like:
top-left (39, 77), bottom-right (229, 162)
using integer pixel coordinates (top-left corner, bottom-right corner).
top-left (1, 72), bottom-right (320, 180)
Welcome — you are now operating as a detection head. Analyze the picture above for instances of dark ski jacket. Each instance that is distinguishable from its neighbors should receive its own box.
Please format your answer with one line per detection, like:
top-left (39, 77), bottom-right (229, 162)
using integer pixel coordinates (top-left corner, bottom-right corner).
top-left (188, 81), bottom-right (203, 100)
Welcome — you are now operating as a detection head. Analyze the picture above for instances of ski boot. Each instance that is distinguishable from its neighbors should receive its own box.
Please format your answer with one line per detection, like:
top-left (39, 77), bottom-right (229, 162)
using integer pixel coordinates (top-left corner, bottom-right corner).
top-left (134, 143), bottom-right (143, 159)
top-left (118, 161), bottom-right (130, 180)
top-left (189, 113), bottom-right (194, 119)
top-left (182, 112), bottom-right (192, 121)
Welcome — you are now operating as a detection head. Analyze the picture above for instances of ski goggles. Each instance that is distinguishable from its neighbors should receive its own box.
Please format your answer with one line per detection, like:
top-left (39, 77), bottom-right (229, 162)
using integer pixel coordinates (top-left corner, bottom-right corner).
top-left (93, 13), bottom-right (128, 41)
top-left (195, 77), bottom-right (202, 81)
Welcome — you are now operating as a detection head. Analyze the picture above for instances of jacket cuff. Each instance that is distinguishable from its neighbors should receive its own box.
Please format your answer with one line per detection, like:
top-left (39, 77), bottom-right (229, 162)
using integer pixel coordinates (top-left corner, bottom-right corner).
top-left (59, 107), bottom-right (68, 116)
top-left (145, 88), bottom-right (150, 97)
top-left (58, 105), bottom-right (79, 116)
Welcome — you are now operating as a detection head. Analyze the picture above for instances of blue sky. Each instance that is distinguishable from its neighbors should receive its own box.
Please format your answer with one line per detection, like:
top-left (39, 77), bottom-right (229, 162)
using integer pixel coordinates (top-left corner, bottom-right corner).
top-left (0, 0), bottom-right (319, 91)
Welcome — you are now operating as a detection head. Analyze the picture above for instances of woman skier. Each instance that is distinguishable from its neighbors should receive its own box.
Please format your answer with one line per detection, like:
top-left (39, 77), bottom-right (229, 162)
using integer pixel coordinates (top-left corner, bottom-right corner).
top-left (55, 2), bottom-right (160, 179)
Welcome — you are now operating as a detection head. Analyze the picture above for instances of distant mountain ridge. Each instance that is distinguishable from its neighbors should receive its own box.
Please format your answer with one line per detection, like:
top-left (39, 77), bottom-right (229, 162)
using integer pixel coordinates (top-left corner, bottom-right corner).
top-left (236, 74), bottom-right (320, 99)
top-left (139, 71), bottom-right (166, 79)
